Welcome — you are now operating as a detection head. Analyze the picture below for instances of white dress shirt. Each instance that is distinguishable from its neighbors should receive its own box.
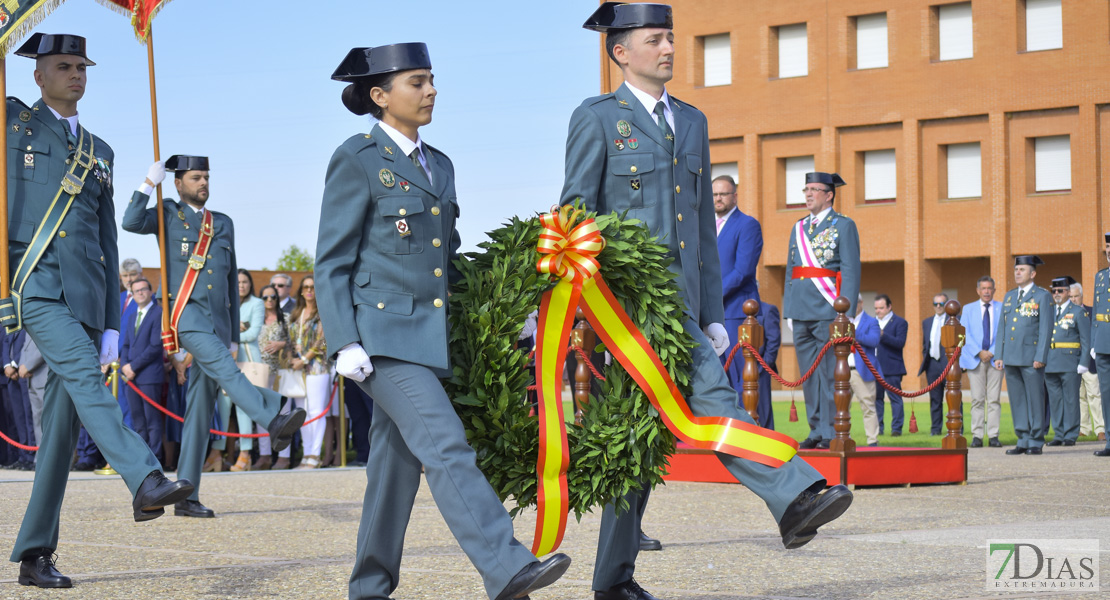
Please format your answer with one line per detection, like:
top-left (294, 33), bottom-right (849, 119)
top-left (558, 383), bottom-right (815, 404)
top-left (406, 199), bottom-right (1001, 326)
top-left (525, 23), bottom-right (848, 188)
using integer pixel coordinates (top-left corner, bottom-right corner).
top-left (378, 120), bottom-right (432, 184)
top-left (624, 82), bottom-right (675, 132)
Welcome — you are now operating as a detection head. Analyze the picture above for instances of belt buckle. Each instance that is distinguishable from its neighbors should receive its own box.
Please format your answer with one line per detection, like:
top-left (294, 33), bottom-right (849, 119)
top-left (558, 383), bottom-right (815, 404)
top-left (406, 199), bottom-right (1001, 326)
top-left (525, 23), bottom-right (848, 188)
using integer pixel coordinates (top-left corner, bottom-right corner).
top-left (188, 254), bottom-right (205, 270)
top-left (61, 173), bottom-right (83, 196)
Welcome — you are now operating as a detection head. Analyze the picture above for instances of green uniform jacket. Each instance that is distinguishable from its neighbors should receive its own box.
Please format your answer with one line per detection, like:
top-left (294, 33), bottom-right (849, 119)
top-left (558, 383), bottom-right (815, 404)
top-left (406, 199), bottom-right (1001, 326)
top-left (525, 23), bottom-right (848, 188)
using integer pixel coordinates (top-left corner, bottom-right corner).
top-left (1092, 269), bottom-right (1110, 354)
top-left (558, 82), bottom-right (721, 327)
top-left (782, 210), bottom-right (861, 321)
top-left (5, 98), bottom-right (119, 332)
top-left (995, 285), bottom-right (1053, 367)
top-left (1045, 301), bottom-right (1090, 373)
top-left (314, 124), bottom-right (461, 372)
top-left (121, 194), bottom-right (239, 346)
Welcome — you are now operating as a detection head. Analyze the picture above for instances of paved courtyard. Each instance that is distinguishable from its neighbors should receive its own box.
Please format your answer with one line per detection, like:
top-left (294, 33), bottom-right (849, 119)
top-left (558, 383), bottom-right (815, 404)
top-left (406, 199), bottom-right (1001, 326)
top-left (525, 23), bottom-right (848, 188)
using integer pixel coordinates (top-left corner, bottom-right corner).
top-left (0, 442), bottom-right (1107, 599)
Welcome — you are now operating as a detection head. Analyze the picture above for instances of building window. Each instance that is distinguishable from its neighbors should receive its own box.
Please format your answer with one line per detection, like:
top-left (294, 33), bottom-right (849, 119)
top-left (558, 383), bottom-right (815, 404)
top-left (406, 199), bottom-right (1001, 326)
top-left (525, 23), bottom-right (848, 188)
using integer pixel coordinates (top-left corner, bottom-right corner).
top-left (1033, 135), bottom-right (1071, 193)
top-left (784, 156), bottom-right (814, 205)
top-left (863, 149), bottom-right (897, 202)
top-left (854, 13), bottom-right (889, 69)
top-left (945, 142), bottom-right (982, 199)
top-left (702, 34), bottom-right (731, 87)
top-left (937, 2), bottom-right (973, 60)
top-left (776, 23), bottom-right (808, 78)
top-left (711, 162), bottom-right (739, 185)
top-left (1024, 0), bottom-right (1062, 51)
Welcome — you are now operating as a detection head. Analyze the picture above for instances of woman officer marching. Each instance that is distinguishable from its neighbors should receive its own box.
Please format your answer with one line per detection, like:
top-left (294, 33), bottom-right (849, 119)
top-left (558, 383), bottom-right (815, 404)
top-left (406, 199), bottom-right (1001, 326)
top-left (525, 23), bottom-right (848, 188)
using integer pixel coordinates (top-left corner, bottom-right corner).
top-left (313, 43), bottom-right (571, 600)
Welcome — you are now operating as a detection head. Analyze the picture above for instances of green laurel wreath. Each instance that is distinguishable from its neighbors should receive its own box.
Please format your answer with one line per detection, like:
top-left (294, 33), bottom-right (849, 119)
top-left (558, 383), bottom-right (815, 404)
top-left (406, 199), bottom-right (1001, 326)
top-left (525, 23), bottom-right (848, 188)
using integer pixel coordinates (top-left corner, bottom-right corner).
top-left (446, 210), bottom-right (697, 518)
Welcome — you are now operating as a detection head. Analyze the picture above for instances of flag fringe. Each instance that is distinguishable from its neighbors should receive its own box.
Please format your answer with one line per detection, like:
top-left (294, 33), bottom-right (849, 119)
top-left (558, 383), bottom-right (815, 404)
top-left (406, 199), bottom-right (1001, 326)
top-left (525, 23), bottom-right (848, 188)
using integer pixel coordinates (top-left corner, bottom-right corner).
top-left (133, 0), bottom-right (174, 44)
top-left (0, 0), bottom-right (66, 58)
top-left (93, 0), bottom-right (130, 18)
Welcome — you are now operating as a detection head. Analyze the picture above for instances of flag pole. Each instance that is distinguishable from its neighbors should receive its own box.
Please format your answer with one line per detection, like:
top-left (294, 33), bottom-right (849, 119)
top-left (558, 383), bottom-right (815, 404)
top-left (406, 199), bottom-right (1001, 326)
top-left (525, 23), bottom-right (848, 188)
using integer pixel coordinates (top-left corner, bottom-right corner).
top-left (145, 26), bottom-right (170, 336)
top-left (0, 58), bottom-right (9, 301)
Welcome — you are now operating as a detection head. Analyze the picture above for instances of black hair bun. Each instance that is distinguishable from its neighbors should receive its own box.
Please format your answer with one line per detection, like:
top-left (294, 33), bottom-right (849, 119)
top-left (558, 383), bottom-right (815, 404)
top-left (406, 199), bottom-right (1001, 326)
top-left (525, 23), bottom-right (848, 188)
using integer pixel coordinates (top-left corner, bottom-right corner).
top-left (341, 83), bottom-right (373, 116)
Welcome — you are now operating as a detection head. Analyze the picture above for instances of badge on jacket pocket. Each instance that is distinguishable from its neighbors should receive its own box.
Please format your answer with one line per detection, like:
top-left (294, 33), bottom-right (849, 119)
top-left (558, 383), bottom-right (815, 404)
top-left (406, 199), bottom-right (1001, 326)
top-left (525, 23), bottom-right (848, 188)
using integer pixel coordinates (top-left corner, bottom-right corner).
top-left (396, 218), bottom-right (412, 238)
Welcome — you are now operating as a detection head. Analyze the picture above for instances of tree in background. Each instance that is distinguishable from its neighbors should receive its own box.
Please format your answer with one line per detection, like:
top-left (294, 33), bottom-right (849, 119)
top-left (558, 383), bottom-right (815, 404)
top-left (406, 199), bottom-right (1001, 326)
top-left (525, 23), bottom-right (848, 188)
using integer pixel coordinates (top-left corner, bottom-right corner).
top-left (276, 245), bottom-right (315, 272)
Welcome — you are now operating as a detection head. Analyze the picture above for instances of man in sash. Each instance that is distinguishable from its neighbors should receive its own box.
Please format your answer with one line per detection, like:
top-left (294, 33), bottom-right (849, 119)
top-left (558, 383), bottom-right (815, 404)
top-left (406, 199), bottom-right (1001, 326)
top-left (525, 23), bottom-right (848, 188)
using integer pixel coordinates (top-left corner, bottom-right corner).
top-left (783, 172), bottom-right (862, 449)
top-left (562, 6), bottom-right (853, 599)
top-left (2, 33), bottom-right (195, 588)
top-left (122, 155), bottom-right (305, 518)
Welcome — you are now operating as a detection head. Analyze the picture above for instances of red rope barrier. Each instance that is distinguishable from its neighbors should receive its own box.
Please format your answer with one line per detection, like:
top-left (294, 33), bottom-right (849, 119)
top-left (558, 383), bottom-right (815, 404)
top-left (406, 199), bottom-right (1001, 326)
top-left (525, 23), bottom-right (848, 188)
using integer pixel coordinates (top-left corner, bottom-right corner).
top-left (852, 343), bottom-right (961, 398)
top-left (525, 345), bottom-right (605, 392)
top-left (730, 337), bottom-right (851, 388)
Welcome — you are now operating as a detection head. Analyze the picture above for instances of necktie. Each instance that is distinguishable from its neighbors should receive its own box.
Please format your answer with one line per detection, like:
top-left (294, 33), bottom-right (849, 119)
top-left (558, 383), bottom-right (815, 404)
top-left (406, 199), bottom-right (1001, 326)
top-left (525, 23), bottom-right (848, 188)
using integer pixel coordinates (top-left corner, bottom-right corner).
top-left (653, 101), bottom-right (673, 152)
top-left (982, 303), bottom-right (991, 351)
top-left (1017, 289), bottom-right (1025, 304)
top-left (409, 149), bottom-right (428, 183)
top-left (1056, 305), bottom-right (1062, 320)
top-left (135, 309), bottom-right (144, 334)
top-left (808, 216), bottom-right (816, 235)
top-left (58, 117), bottom-right (76, 146)
top-left (715, 216), bottom-right (726, 234)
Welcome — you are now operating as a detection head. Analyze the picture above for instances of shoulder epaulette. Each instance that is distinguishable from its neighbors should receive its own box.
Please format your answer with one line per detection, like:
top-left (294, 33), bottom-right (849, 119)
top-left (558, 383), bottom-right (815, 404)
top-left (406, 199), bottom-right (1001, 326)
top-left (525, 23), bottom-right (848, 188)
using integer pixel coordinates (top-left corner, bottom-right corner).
top-left (584, 92), bottom-right (616, 107)
top-left (6, 96), bottom-right (29, 111)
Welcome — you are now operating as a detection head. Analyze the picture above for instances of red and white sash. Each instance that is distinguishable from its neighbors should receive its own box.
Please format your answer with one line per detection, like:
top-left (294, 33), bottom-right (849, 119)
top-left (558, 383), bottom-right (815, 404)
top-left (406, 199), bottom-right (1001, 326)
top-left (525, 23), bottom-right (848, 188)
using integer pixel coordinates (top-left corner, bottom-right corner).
top-left (793, 219), bottom-right (839, 307)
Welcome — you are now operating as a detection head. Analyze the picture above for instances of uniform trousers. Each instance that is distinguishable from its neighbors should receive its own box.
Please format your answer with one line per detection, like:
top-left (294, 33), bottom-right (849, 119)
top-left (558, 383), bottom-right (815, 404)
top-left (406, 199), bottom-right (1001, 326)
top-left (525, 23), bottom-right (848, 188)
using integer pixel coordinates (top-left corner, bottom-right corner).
top-left (849, 369), bottom-right (878, 444)
top-left (967, 361), bottom-right (1004, 440)
top-left (177, 329), bottom-right (282, 501)
top-left (593, 320), bottom-right (823, 591)
top-left (1045, 371), bottom-right (1080, 442)
top-left (1004, 365), bottom-right (1046, 449)
top-left (791, 319), bottom-right (835, 442)
top-left (1095, 354), bottom-right (1110, 450)
top-left (1079, 371), bottom-right (1104, 436)
top-left (348, 357), bottom-right (534, 600)
top-left (10, 298), bottom-right (162, 562)
top-left (212, 390), bottom-right (255, 452)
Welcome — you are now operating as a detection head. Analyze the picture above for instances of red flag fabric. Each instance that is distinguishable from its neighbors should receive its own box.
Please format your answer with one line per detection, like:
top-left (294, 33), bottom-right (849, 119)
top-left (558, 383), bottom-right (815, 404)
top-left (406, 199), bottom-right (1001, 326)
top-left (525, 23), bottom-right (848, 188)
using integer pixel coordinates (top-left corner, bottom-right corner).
top-left (96, 0), bottom-right (171, 42)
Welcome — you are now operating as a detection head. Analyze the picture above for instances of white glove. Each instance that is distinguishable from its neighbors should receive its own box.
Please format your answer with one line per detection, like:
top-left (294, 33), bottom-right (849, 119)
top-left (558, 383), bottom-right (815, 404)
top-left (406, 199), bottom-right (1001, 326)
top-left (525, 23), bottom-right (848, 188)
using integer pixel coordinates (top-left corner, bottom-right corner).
top-left (229, 342), bottom-right (238, 356)
top-left (145, 160), bottom-right (166, 187)
top-left (1093, 349), bottom-right (1098, 360)
top-left (786, 318), bottom-right (794, 332)
top-left (703, 322), bottom-right (730, 357)
top-left (99, 329), bottom-right (119, 365)
top-left (1079, 364), bottom-right (1089, 375)
top-left (519, 311), bottom-right (538, 341)
top-left (336, 343), bottom-right (374, 382)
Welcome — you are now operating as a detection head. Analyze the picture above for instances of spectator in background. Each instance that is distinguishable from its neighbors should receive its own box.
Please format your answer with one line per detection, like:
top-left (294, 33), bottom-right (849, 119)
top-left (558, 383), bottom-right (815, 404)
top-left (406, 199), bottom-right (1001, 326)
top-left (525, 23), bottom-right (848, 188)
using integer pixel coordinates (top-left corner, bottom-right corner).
top-left (873, 294), bottom-right (907, 436)
top-left (726, 300), bottom-right (779, 430)
top-left (229, 269), bottom-right (265, 471)
top-left (288, 276), bottom-right (330, 469)
top-left (119, 258), bottom-right (142, 318)
top-left (920, 293), bottom-right (950, 435)
top-left (1070, 282), bottom-right (1104, 441)
top-left (849, 295), bottom-right (883, 447)
top-left (163, 351), bottom-right (191, 471)
top-left (18, 335), bottom-right (47, 456)
top-left (714, 174), bottom-right (762, 359)
top-left (255, 285), bottom-right (291, 470)
top-left (119, 278), bottom-right (165, 459)
top-left (961, 277), bottom-right (1004, 448)
top-left (270, 273), bottom-right (295, 315)
top-left (342, 377), bottom-right (372, 467)
top-left (2, 329), bottom-right (35, 469)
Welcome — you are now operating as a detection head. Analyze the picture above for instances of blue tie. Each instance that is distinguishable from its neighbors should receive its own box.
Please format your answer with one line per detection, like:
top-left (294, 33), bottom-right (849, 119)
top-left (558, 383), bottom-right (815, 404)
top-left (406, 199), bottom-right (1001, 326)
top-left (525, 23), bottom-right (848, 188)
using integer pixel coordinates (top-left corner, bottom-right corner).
top-left (981, 303), bottom-right (991, 351)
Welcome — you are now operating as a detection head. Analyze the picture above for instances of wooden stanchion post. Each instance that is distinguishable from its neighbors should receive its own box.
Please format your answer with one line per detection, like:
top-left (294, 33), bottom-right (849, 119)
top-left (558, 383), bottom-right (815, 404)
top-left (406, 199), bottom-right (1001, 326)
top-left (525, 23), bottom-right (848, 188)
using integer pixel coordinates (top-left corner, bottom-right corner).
top-left (570, 307), bottom-right (597, 424)
top-left (941, 300), bottom-right (967, 450)
top-left (738, 299), bottom-right (763, 423)
top-left (829, 297), bottom-right (856, 452)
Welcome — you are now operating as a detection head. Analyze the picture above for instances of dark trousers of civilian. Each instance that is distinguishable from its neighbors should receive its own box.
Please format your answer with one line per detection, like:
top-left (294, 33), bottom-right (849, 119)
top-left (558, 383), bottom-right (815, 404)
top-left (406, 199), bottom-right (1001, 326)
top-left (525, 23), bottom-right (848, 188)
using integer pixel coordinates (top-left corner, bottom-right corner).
top-left (924, 357), bottom-right (946, 434)
top-left (343, 377), bottom-right (374, 463)
top-left (875, 376), bottom-right (904, 435)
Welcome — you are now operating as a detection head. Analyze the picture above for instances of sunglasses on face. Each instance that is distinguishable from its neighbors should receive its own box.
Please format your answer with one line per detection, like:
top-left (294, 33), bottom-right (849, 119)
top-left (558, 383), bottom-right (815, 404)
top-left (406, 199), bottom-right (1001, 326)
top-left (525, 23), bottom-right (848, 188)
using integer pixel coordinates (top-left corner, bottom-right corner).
top-left (262, 295), bottom-right (278, 301)
top-left (302, 285), bottom-right (315, 291)
top-left (1052, 289), bottom-right (1069, 294)
top-left (933, 302), bottom-right (945, 307)
top-left (273, 283), bottom-right (287, 288)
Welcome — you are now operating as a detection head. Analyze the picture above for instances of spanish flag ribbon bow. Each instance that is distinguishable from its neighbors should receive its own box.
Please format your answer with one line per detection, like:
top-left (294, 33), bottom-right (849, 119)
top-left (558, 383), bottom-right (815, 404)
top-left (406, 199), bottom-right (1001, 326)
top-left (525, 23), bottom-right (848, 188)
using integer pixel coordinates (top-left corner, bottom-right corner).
top-left (529, 206), bottom-right (798, 557)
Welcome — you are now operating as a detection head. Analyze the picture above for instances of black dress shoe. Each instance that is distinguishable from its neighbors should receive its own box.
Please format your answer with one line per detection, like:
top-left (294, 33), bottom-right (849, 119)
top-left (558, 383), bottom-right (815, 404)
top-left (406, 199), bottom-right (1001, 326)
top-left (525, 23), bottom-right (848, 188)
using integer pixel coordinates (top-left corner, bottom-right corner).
top-left (595, 578), bottom-right (660, 600)
top-left (779, 484), bottom-right (853, 549)
top-left (1094, 449), bottom-right (1110, 457)
top-left (1027, 447), bottom-right (1043, 455)
top-left (19, 551), bottom-right (71, 588)
top-left (891, 431), bottom-right (902, 437)
top-left (971, 437), bottom-right (983, 448)
top-left (798, 438), bottom-right (819, 449)
top-left (73, 461), bottom-right (95, 472)
top-left (132, 470), bottom-right (195, 522)
top-left (174, 499), bottom-right (216, 518)
top-left (639, 530), bottom-right (662, 551)
top-left (494, 553), bottom-right (570, 600)
top-left (1047, 439), bottom-right (1063, 446)
top-left (267, 408), bottom-right (307, 453)
top-left (1063, 440), bottom-right (1076, 446)
top-left (815, 440), bottom-right (830, 449)
top-left (1005, 447), bottom-right (1027, 455)
top-left (989, 438), bottom-right (1002, 448)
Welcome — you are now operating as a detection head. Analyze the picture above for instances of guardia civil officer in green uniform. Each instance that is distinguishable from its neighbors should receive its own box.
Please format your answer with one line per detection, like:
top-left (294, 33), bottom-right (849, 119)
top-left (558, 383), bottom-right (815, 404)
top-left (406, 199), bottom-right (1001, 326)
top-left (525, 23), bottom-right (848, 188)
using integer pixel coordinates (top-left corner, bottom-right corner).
top-left (1090, 234), bottom-right (1110, 457)
top-left (994, 255), bottom-right (1053, 454)
top-left (313, 43), bottom-right (570, 600)
top-left (561, 6), bottom-right (852, 599)
top-left (783, 172), bottom-right (862, 448)
top-left (2, 33), bottom-right (193, 589)
top-left (1044, 275), bottom-right (1089, 446)
top-left (122, 155), bottom-right (305, 518)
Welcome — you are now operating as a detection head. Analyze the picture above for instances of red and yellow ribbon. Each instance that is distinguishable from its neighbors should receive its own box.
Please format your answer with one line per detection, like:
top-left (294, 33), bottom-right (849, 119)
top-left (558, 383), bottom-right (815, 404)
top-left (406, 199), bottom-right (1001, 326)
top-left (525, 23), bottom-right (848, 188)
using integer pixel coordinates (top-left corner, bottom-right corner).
top-left (529, 206), bottom-right (798, 557)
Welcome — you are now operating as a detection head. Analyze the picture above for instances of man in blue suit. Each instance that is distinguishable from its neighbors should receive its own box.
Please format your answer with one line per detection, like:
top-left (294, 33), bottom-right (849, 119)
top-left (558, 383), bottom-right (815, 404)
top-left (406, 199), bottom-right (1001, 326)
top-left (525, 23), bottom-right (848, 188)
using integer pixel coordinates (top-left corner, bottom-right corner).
top-left (725, 300), bottom-right (779, 430)
top-left (920, 293), bottom-right (951, 435)
top-left (849, 297), bottom-right (883, 446)
top-left (3, 329), bottom-right (36, 469)
top-left (961, 277), bottom-right (1003, 448)
top-left (713, 174), bottom-right (762, 344)
top-left (119, 277), bottom-right (165, 459)
top-left (873, 294), bottom-right (907, 436)
top-left (564, 5), bottom-right (852, 599)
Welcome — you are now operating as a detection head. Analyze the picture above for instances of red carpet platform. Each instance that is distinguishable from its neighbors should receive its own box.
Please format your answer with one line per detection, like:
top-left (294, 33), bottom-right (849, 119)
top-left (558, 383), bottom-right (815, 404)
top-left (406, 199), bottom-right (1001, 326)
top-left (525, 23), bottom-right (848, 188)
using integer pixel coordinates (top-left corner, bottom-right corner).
top-left (662, 443), bottom-right (967, 488)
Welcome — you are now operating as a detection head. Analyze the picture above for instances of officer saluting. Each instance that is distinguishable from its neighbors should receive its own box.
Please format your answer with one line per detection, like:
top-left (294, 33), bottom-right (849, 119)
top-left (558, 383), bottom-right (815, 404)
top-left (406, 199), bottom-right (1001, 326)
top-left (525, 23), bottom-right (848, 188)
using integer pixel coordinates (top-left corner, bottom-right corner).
top-left (1044, 275), bottom-right (1089, 447)
top-left (994, 255), bottom-right (1053, 454)
top-left (122, 155), bottom-right (306, 518)
top-left (783, 172), bottom-right (862, 449)
top-left (3, 33), bottom-right (193, 589)
top-left (1091, 234), bottom-right (1110, 457)
top-left (561, 5), bottom-right (852, 599)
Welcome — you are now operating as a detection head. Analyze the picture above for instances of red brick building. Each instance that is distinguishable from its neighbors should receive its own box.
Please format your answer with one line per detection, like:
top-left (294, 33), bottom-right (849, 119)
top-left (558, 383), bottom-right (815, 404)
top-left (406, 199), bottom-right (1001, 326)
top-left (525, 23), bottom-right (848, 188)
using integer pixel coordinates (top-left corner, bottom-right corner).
top-left (599, 0), bottom-right (1109, 381)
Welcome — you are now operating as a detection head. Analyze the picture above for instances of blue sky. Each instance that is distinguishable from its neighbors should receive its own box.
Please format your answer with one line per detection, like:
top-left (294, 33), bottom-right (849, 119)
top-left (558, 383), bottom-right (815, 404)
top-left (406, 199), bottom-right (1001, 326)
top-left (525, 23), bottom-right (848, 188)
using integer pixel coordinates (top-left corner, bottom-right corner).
top-left (7, 0), bottom-right (602, 269)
